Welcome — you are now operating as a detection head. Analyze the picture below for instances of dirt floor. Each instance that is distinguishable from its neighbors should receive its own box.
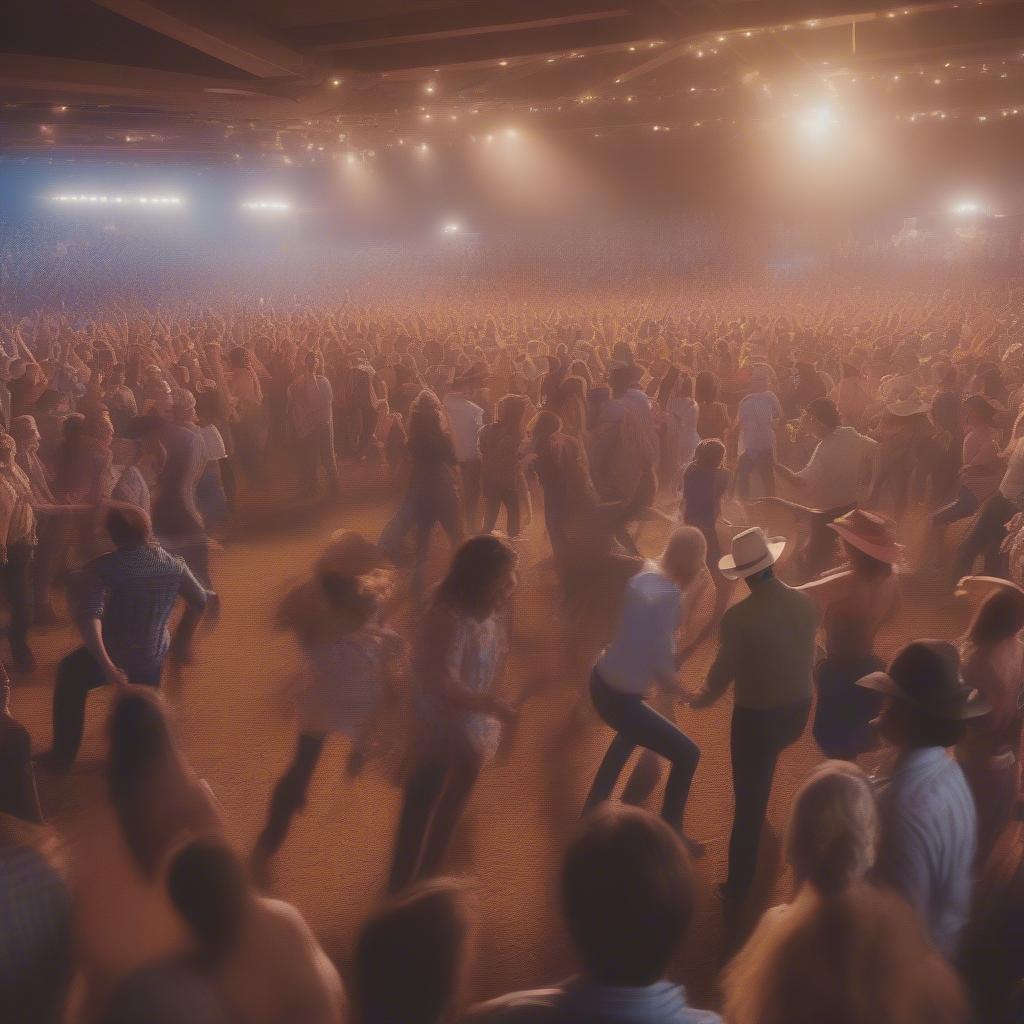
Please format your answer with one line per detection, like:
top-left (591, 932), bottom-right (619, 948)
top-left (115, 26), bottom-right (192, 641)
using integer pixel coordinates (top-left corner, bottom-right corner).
top-left (14, 468), bottom-right (975, 1013)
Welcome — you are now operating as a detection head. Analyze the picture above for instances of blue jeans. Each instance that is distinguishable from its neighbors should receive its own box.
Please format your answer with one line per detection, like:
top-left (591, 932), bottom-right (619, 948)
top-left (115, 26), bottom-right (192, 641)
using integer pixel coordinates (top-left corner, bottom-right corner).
top-left (736, 450), bottom-right (775, 501)
top-left (931, 485), bottom-right (978, 527)
top-left (583, 670), bottom-right (700, 832)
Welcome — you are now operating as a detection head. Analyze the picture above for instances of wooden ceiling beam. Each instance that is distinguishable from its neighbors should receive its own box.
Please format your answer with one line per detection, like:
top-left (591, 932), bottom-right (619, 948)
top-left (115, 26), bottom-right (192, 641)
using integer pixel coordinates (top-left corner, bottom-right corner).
top-left (90, 0), bottom-right (318, 78)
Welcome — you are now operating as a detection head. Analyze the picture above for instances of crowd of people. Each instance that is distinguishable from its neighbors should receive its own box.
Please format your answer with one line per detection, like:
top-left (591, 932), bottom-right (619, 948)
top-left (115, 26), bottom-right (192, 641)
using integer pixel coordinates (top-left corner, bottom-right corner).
top-left (4, 225), bottom-right (1024, 1023)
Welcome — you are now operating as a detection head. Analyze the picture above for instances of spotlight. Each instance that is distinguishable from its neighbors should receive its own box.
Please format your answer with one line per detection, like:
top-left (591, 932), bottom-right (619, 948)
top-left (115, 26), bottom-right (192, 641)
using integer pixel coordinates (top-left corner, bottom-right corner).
top-left (346, 153), bottom-right (357, 165)
top-left (50, 194), bottom-right (182, 207)
top-left (442, 222), bottom-right (460, 235)
top-left (331, 78), bottom-right (341, 87)
top-left (424, 83), bottom-right (436, 94)
top-left (952, 200), bottom-right (982, 216)
top-left (242, 200), bottom-right (290, 211)
top-left (505, 128), bottom-right (518, 139)
top-left (798, 104), bottom-right (837, 139)
top-left (418, 142), bottom-right (429, 152)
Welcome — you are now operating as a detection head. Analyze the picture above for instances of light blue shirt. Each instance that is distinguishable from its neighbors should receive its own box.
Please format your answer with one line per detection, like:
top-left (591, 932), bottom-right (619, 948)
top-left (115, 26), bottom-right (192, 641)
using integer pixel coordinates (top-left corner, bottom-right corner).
top-left (463, 978), bottom-right (721, 1024)
top-left (597, 564), bottom-right (681, 696)
top-left (874, 746), bottom-right (977, 958)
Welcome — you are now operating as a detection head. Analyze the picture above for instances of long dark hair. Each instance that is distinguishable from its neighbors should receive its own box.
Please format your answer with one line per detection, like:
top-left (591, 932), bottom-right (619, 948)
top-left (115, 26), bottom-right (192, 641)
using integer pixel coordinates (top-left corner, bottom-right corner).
top-left (694, 370), bottom-right (719, 405)
top-left (436, 535), bottom-right (517, 617)
top-left (968, 586), bottom-right (1024, 648)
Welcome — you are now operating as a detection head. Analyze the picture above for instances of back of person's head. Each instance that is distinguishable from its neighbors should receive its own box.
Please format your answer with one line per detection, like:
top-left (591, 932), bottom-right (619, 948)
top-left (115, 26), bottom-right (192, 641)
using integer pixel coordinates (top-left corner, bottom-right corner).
top-left (562, 805), bottom-right (695, 987)
top-left (967, 585), bottom-right (1024, 649)
top-left (660, 526), bottom-right (707, 588)
top-left (167, 840), bottom-right (250, 970)
top-left (787, 761), bottom-right (878, 895)
top-left (694, 370), bottom-right (719, 404)
top-left (106, 502), bottom-right (153, 547)
top-left (353, 879), bottom-right (474, 1024)
top-left (530, 409), bottom-right (562, 441)
top-left (108, 688), bottom-right (177, 872)
top-left (318, 568), bottom-right (383, 627)
top-left (693, 437), bottom-right (726, 470)
top-left (807, 397), bottom-right (841, 431)
top-left (436, 534), bottom-right (517, 617)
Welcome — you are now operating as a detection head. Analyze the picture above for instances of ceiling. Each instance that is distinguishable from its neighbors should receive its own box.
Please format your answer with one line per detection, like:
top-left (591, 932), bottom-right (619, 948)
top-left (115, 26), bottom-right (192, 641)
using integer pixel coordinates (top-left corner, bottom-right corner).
top-left (2, 0), bottom-right (1024, 163)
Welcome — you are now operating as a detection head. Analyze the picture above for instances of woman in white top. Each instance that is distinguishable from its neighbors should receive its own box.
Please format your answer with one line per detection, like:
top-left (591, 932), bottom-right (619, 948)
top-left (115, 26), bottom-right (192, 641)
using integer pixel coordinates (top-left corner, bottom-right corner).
top-left (388, 534), bottom-right (518, 892)
top-left (657, 368), bottom-right (699, 496)
top-left (252, 533), bottom-right (402, 871)
top-left (583, 526), bottom-right (707, 857)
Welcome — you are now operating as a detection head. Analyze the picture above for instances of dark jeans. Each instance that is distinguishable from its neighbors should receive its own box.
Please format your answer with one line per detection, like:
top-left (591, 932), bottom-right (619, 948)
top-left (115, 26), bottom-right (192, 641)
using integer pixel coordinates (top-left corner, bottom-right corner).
top-left (736, 450), bottom-right (775, 501)
top-left (255, 731), bottom-right (327, 855)
top-left (953, 492), bottom-right (1016, 582)
top-left (388, 737), bottom-right (482, 892)
top-left (296, 423), bottom-right (339, 495)
top-left (459, 460), bottom-right (482, 533)
top-left (50, 646), bottom-right (164, 767)
top-left (932, 485), bottom-right (979, 527)
top-left (583, 670), bottom-right (700, 832)
top-left (482, 482), bottom-right (521, 537)
top-left (726, 698), bottom-right (811, 901)
top-left (0, 542), bottom-right (34, 665)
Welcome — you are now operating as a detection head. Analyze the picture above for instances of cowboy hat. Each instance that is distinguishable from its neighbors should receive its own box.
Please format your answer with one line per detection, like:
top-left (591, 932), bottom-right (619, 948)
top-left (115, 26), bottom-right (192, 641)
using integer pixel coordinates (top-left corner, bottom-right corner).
top-left (885, 391), bottom-right (930, 417)
top-left (718, 527), bottom-right (786, 580)
top-left (856, 639), bottom-right (989, 720)
top-left (829, 509), bottom-right (903, 564)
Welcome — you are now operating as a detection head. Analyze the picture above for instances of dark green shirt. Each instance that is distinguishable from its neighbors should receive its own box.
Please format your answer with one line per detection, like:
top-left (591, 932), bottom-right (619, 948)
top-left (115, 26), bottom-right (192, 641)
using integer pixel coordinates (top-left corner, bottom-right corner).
top-left (703, 576), bottom-right (817, 710)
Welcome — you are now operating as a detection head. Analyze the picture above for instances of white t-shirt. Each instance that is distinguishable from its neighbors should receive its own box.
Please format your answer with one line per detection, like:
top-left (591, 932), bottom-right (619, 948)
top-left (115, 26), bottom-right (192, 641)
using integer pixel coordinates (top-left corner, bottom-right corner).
top-left (444, 393), bottom-right (484, 462)
top-left (737, 390), bottom-right (782, 455)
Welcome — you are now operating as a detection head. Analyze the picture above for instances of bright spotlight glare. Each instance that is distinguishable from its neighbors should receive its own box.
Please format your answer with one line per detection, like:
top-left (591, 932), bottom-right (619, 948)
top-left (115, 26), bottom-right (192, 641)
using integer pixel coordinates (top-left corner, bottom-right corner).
top-left (242, 200), bottom-right (290, 211)
top-left (798, 105), bottom-right (838, 140)
top-left (952, 200), bottom-right (982, 216)
top-left (443, 222), bottom-right (460, 235)
top-left (505, 128), bottom-right (519, 139)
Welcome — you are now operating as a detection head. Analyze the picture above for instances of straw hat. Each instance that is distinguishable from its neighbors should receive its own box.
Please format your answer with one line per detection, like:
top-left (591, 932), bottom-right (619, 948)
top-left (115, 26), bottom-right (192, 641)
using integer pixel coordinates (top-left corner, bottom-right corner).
top-left (828, 509), bottom-right (903, 564)
top-left (856, 640), bottom-right (989, 721)
top-left (718, 527), bottom-right (786, 580)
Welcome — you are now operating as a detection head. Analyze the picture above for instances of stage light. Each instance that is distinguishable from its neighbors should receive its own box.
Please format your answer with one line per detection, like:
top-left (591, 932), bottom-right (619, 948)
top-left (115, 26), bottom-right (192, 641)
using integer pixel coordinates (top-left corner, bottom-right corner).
top-left (346, 153), bottom-right (357, 165)
top-left (242, 200), bottom-right (290, 211)
top-left (952, 200), bottom-right (982, 215)
top-left (50, 194), bottom-right (182, 207)
top-left (331, 78), bottom-right (341, 86)
top-left (442, 222), bottom-right (460, 235)
top-left (499, 60), bottom-right (508, 67)
top-left (418, 142), bottom-right (429, 152)
top-left (505, 128), bottom-right (518, 139)
top-left (798, 105), bottom-right (838, 140)
top-left (424, 83), bottom-right (436, 94)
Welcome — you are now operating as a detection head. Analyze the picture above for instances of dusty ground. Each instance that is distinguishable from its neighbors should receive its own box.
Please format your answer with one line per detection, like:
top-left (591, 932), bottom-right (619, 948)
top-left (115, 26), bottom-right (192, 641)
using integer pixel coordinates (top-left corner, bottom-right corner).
top-left (14, 468), bottom-right (973, 1013)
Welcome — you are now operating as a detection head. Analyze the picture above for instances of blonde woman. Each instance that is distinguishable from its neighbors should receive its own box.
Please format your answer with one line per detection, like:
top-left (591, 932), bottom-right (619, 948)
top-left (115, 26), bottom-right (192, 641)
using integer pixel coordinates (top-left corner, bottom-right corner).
top-left (723, 761), bottom-right (968, 1024)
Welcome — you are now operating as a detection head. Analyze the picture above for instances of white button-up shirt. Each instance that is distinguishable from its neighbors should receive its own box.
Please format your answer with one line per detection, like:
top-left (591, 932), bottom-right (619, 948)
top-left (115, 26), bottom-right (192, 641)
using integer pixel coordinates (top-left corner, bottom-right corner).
top-left (874, 746), bottom-right (977, 958)
top-left (795, 425), bottom-right (877, 511)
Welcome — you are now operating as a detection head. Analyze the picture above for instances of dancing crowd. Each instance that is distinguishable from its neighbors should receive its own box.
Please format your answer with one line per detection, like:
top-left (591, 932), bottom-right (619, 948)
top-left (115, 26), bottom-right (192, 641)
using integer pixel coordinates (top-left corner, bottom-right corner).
top-left (4, 227), bottom-right (1024, 1023)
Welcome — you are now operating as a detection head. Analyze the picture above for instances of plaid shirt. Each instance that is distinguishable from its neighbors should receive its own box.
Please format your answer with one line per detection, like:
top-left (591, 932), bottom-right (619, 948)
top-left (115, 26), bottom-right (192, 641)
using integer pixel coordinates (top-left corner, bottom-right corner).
top-left (74, 543), bottom-right (207, 681)
top-left (0, 825), bottom-right (73, 1022)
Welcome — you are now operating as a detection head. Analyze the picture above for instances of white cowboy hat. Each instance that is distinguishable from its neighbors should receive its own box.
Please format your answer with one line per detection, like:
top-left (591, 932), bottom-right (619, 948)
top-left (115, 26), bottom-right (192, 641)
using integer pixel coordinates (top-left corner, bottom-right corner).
top-left (718, 527), bottom-right (786, 580)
